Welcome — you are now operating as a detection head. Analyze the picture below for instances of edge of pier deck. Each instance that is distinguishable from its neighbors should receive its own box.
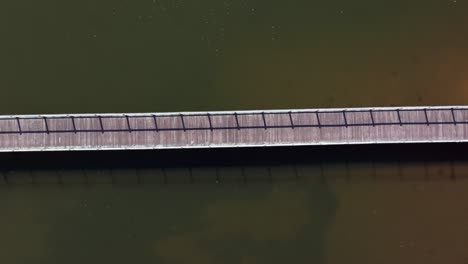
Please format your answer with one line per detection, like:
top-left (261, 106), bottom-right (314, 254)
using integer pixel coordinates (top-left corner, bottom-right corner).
top-left (0, 105), bottom-right (467, 152)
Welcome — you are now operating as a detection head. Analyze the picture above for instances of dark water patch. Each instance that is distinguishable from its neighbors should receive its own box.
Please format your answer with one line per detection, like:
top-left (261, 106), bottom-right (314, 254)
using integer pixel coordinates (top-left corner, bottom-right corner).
top-left (1, 142), bottom-right (468, 171)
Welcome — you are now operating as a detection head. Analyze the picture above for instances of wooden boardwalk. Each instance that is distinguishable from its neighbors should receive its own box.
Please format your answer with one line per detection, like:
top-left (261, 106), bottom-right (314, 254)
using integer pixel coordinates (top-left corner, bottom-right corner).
top-left (0, 106), bottom-right (467, 152)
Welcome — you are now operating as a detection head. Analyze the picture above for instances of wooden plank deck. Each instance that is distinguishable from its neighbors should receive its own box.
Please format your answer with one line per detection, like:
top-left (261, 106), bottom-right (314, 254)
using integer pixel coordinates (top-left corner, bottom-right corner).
top-left (0, 106), bottom-right (467, 152)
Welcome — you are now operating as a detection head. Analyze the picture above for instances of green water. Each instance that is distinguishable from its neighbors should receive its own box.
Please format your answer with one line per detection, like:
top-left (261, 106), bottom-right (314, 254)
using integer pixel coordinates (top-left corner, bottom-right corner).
top-left (1, 0), bottom-right (468, 263)
top-left (1, 0), bottom-right (467, 114)
top-left (2, 163), bottom-right (468, 264)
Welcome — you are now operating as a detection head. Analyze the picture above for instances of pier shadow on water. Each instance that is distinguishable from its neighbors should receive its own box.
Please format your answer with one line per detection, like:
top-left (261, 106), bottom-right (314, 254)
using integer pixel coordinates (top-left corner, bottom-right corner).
top-left (0, 143), bottom-right (468, 263)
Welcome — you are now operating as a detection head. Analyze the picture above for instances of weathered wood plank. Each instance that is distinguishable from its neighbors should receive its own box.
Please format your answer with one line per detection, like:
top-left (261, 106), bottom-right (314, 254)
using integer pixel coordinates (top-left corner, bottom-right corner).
top-left (0, 106), bottom-right (467, 152)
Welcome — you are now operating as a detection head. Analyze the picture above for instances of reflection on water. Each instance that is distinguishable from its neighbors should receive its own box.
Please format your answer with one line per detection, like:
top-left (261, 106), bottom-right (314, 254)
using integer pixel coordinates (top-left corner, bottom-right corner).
top-left (1, 161), bottom-right (468, 263)
top-left (0, 165), bottom-right (338, 264)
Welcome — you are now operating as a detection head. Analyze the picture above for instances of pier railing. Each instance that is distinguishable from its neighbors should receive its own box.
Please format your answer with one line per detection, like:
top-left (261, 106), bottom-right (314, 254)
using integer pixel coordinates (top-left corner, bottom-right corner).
top-left (0, 106), bottom-right (467, 152)
top-left (0, 106), bottom-right (466, 135)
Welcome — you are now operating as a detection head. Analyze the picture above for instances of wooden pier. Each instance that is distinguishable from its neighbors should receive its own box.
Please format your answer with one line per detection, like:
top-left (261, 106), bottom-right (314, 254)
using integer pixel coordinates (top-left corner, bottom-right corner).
top-left (0, 106), bottom-right (467, 152)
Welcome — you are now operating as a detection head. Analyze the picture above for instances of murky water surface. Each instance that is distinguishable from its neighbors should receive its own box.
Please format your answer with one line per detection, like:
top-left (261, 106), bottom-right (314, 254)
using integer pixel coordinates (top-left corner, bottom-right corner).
top-left (1, 0), bottom-right (468, 263)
